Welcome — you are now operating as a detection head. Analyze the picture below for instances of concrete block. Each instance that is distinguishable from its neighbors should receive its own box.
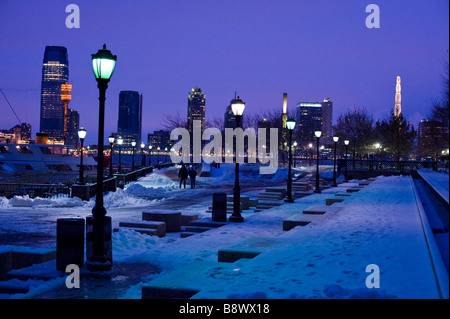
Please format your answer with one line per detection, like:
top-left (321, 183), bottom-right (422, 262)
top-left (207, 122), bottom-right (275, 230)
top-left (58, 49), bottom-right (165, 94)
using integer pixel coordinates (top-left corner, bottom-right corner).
top-left (181, 214), bottom-right (198, 226)
top-left (119, 221), bottom-right (166, 237)
top-left (10, 246), bottom-right (56, 270)
top-left (142, 209), bottom-right (181, 232)
top-left (326, 198), bottom-right (345, 206)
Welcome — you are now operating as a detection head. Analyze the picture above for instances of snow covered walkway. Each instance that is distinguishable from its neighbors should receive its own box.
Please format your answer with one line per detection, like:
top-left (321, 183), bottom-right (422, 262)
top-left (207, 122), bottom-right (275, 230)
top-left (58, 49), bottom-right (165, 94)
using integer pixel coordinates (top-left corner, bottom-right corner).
top-left (125, 175), bottom-right (448, 299)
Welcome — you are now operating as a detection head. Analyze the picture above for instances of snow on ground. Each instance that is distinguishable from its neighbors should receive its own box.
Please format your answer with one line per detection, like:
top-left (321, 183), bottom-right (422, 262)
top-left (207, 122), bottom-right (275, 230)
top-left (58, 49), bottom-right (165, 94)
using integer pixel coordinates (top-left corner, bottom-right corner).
top-left (0, 166), bottom-right (446, 299)
top-left (110, 175), bottom-right (444, 299)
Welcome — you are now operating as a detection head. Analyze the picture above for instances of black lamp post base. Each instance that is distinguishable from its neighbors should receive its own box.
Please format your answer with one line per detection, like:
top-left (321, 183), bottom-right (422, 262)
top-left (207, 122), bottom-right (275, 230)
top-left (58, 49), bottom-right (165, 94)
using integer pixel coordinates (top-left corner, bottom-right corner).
top-left (284, 197), bottom-right (294, 203)
top-left (331, 183), bottom-right (337, 187)
top-left (314, 189), bottom-right (321, 194)
top-left (229, 215), bottom-right (244, 223)
top-left (86, 256), bottom-right (112, 271)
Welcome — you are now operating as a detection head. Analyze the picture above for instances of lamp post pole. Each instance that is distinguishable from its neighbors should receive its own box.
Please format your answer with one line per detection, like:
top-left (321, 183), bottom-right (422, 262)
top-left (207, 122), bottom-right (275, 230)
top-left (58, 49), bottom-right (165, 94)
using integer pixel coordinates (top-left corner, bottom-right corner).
top-left (131, 141), bottom-right (136, 170)
top-left (87, 44), bottom-right (116, 271)
top-left (229, 96), bottom-right (245, 223)
top-left (332, 136), bottom-right (339, 187)
top-left (141, 143), bottom-right (146, 167)
top-left (314, 131), bottom-right (322, 193)
top-left (149, 145), bottom-right (152, 166)
top-left (108, 135), bottom-right (114, 177)
top-left (284, 118), bottom-right (296, 203)
top-left (78, 127), bottom-right (86, 185)
top-left (344, 140), bottom-right (349, 182)
top-left (117, 138), bottom-right (123, 174)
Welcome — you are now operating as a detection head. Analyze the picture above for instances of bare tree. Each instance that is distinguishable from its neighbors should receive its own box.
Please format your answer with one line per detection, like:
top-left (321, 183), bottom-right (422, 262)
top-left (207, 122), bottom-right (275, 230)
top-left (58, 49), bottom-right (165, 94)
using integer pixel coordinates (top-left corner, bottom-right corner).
top-left (333, 107), bottom-right (374, 166)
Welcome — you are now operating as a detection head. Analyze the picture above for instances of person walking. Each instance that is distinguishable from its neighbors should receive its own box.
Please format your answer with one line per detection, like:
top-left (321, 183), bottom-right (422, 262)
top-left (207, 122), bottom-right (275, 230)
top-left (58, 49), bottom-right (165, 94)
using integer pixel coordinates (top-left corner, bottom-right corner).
top-left (189, 166), bottom-right (197, 189)
top-left (178, 163), bottom-right (188, 188)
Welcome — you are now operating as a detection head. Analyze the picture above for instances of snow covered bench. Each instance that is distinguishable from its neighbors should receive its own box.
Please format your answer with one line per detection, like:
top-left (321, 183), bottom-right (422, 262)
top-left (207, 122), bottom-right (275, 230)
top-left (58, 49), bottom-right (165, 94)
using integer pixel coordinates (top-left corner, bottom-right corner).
top-left (217, 237), bottom-right (291, 262)
top-left (326, 197), bottom-right (345, 206)
top-left (303, 205), bottom-right (343, 215)
top-left (142, 209), bottom-right (182, 232)
top-left (118, 221), bottom-right (166, 237)
top-left (142, 261), bottom-right (239, 299)
top-left (0, 245), bottom-right (56, 278)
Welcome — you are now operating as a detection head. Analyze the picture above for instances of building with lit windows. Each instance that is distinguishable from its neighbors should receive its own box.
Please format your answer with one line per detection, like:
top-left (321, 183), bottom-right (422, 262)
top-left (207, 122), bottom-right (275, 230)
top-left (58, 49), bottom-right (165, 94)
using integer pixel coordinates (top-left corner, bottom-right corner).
top-left (117, 90), bottom-right (143, 147)
top-left (296, 98), bottom-right (333, 144)
top-left (39, 46), bottom-right (69, 142)
top-left (187, 88), bottom-right (206, 133)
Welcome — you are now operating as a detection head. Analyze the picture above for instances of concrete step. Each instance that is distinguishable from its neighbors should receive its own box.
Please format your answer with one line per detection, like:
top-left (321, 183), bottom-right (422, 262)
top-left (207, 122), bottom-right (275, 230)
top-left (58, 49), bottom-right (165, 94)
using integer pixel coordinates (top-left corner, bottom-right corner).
top-left (183, 226), bottom-right (214, 233)
top-left (188, 219), bottom-right (227, 228)
top-left (180, 232), bottom-right (197, 238)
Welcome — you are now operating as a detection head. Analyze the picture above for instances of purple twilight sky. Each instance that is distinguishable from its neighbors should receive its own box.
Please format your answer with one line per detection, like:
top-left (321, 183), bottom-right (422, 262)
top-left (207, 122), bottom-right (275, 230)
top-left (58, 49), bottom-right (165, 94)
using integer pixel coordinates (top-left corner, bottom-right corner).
top-left (0, 0), bottom-right (448, 144)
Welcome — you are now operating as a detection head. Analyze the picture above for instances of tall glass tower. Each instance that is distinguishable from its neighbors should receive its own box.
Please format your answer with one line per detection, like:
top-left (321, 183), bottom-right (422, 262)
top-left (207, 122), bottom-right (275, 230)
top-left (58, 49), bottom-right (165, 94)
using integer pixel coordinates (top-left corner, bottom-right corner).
top-left (117, 90), bottom-right (143, 146)
top-left (39, 46), bottom-right (69, 142)
top-left (187, 88), bottom-right (206, 133)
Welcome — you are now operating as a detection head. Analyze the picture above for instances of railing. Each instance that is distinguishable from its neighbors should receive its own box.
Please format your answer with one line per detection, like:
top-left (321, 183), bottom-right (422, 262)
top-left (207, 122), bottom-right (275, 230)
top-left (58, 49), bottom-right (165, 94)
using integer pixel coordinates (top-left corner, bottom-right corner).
top-left (0, 183), bottom-right (70, 199)
top-left (337, 159), bottom-right (438, 172)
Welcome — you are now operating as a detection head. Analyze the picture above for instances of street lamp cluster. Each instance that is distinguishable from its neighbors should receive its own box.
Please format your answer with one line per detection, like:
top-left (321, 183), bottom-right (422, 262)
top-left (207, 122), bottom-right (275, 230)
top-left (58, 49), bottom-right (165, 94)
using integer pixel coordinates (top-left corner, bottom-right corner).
top-left (79, 44), bottom-right (358, 272)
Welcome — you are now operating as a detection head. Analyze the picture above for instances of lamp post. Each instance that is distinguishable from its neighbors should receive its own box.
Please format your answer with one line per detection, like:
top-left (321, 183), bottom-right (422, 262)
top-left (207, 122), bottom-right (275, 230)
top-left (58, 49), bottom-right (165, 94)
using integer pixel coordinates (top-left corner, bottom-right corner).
top-left (314, 130), bottom-right (322, 193)
top-left (88, 44), bottom-right (116, 271)
top-left (141, 143), bottom-right (146, 167)
top-left (117, 137), bottom-right (123, 173)
top-left (77, 127), bottom-right (86, 185)
top-left (229, 96), bottom-right (245, 222)
top-left (148, 145), bottom-right (152, 166)
top-left (157, 146), bottom-right (160, 165)
top-left (308, 143), bottom-right (313, 166)
top-left (165, 147), bottom-right (168, 163)
top-left (131, 141), bottom-right (136, 170)
top-left (344, 139), bottom-right (349, 182)
top-left (284, 118), bottom-right (296, 203)
top-left (293, 141), bottom-right (297, 168)
top-left (332, 136), bottom-right (339, 187)
top-left (108, 134), bottom-right (114, 176)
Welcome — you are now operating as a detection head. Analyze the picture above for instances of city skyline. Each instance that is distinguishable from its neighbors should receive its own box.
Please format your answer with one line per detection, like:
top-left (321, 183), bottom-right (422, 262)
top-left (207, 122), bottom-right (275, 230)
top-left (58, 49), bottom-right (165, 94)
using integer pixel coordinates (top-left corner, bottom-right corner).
top-left (0, 0), bottom-right (448, 144)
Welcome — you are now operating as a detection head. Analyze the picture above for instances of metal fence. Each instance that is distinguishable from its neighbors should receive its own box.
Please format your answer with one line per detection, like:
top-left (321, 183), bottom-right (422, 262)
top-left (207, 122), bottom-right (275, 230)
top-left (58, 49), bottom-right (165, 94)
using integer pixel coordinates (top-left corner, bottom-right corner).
top-left (337, 159), bottom-right (438, 172)
top-left (0, 183), bottom-right (70, 199)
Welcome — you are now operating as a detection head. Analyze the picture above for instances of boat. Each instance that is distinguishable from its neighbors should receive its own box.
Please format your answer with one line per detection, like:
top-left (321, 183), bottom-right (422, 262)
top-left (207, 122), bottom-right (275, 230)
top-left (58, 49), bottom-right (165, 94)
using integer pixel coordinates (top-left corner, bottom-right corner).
top-left (0, 143), bottom-right (97, 184)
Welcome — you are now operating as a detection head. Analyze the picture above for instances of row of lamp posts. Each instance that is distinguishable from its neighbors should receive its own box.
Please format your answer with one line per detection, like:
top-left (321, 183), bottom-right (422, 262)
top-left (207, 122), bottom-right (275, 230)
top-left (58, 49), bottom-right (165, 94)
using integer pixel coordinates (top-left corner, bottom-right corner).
top-left (77, 44), bottom-right (355, 271)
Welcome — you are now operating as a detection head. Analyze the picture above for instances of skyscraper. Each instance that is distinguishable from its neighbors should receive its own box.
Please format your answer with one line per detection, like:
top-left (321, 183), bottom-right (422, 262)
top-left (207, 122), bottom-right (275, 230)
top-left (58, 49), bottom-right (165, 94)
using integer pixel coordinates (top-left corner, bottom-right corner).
top-left (321, 97), bottom-right (333, 144)
top-left (296, 98), bottom-right (333, 144)
top-left (187, 88), bottom-right (206, 133)
top-left (66, 108), bottom-right (80, 148)
top-left (39, 46), bottom-right (69, 142)
top-left (117, 90), bottom-right (143, 146)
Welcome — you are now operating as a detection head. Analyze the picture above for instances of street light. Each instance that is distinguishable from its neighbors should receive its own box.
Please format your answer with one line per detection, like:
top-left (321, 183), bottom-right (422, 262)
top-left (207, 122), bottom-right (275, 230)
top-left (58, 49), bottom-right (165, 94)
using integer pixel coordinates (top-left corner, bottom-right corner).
top-left (148, 145), bottom-right (152, 166)
top-left (108, 134), bottom-right (114, 176)
top-left (141, 142), bottom-right (146, 167)
top-left (131, 141), bottom-right (136, 170)
top-left (314, 130), bottom-right (322, 193)
top-left (157, 146), bottom-right (160, 165)
top-left (77, 127), bottom-right (87, 185)
top-left (284, 118), bottom-right (296, 203)
top-left (230, 96), bottom-right (245, 222)
top-left (293, 141), bottom-right (297, 168)
top-left (344, 139), bottom-right (350, 182)
top-left (117, 137), bottom-right (123, 173)
top-left (88, 44), bottom-right (116, 271)
top-left (332, 135), bottom-right (339, 187)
